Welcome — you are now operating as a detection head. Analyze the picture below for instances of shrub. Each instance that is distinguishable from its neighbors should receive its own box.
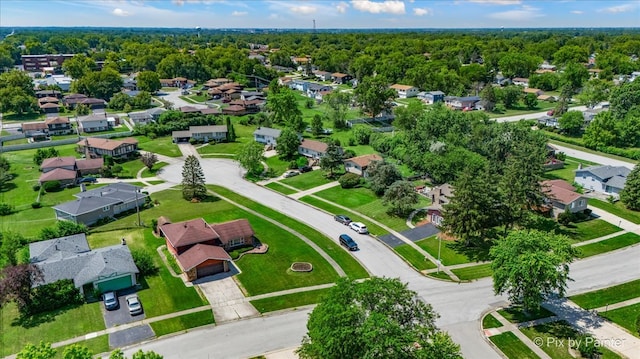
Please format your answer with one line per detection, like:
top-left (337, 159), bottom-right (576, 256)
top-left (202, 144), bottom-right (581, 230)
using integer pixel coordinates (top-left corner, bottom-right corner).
top-left (339, 172), bottom-right (362, 188)
top-left (0, 203), bottom-right (14, 216)
top-left (31, 202), bottom-right (42, 209)
top-left (189, 138), bottom-right (198, 145)
top-left (348, 137), bottom-right (356, 146)
top-left (558, 212), bottom-right (573, 226)
top-left (296, 157), bottom-right (308, 168)
top-left (42, 181), bottom-right (61, 192)
top-left (289, 160), bottom-right (299, 169)
top-left (151, 218), bottom-right (158, 232)
top-left (131, 249), bottom-right (159, 276)
top-left (32, 184), bottom-right (41, 191)
top-left (96, 217), bottom-right (114, 226)
top-left (27, 279), bottom-right (84, 315)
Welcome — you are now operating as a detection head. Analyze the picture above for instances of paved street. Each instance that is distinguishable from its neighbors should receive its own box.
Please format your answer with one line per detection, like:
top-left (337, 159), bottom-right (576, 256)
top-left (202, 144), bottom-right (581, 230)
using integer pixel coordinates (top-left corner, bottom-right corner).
top-left (551, 143), bottom-right (636, 169)
top-left (492, 106), bottom-right (587, 123)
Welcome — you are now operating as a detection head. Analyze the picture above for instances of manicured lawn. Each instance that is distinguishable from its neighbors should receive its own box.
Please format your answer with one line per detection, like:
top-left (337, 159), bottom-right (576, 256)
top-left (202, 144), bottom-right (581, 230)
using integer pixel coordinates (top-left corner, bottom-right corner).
top-left (265, 182), bottom-right (298, 195)
top-left (197, 141), bottom-right (245, 155)
top-left (280, 170), bottom-right (334, 191)
top-left (117, 158), bottom-right (146, 179)
top-left (570, 279), bottom-right (640, 310)
top-left (576, 233), bottom-right (640, 258)
top-left (498, 306), bottom-right (555, 324)
top-left (600, 303), bottom-right (640, 338)
top-left (265, 156), bottom-right (291, 177)
top-left (209, 186), bottom-right (369, 280)
top-left (588, 199), bottom-right (640, 224)
top-left (250, 288), bottom-right (331, 313)
top-left (452, 263), bottom-right (493, 281)
top-left (1, 111), bottom-right (44, 123)
top-left (3, 137), bottom-right (28, 145)
top-left (563, 219), bottom-right (621, 243)
top-left (0, 302), bottom-right (104, 357)
top-left (426, 271), bottom-right (451, 280)
top-left (299, 195), bottom-right (387, 235)
top-left (149, 310), bottom-right (214, 337)
top-left (141, 161), bottom-right (169, 178)
top-left (489, 332), bottom-right (539, 359)
top-left (543, 156), bottom-right (599, 183)
top-left (414, 236), bottom-right (473, 266)
top-left (393, 243), bottom-right (437, 270)
top-left (136, 136), bottom-right (182, 157)
top-left (53, 335), bottom-right (109, 359)
top-left (482, 313), bottom-right (503, 329)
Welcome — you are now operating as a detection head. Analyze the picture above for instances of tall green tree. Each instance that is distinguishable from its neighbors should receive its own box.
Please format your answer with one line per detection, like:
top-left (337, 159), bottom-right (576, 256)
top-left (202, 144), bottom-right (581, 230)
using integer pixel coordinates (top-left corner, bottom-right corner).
top-left (609, 79), bottom-right (640, 121)
top-left (311, 114), bottom-right (323, 137)
top-left (298, 277), bottom-right (462, 359)
top-left (276, 128), bottom-right (301, 161)
top-left (267, 87), bottom-right (303, 129)
top-left (319, 142), bottom-right (343, 178)
top-left (583, 111), bottom-right (619, 149)
top-left (72, 68), bottom-right (123, 100)
top-left (61, 54), bottom-right (94, 79)
top-left (237, 141), bottom-right (265, 176)
top-left (366, 160), bottom-right (402, 196)
top-left (354, 76), bottom-right (396, 119)
top-left (500, 85), bottom-right (522, 109)
top-left (62, 344), bottom-right (93, 359)
top-left (559, 111), bottom-right (585, 136)
top-left (181, 155), bottom-right (206, 200)
top-left (16, 341), bottom-right (56, 359)
top-left (576, 79), bottom-right (611, 109)
top-left (136, 71), bottom-right (161, 93)
top-left (498, 53), bottom-right (541, 78)
top-left (523, 93), bottom-right (538, 110)
top-left (491, 230), bottom-right (576, 312)
top-left (383, 180), bottom-right (419, 216)
top-left (225, 117), bottom-right (236, 142)
top-left (620, 164), bottom-right (640, 210)
top-left (480, 84), bottom-right (498, 112)
top-left (324, 91), bottom-right (352, 129)
top-left (0, 264), bottom-right (44, 314)
top-left (559, 62), bottom-right (589, 93)
top-left (393, 100), bottom-right (424, 131)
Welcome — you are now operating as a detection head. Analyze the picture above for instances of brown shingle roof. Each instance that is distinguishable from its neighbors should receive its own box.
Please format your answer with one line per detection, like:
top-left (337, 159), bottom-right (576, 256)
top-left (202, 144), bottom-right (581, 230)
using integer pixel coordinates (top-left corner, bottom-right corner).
top-left (390, 84), bottom-right (415, 91)
top-left (45, 117), bottom-right (70, 125)
top-left (22, 122), bottom-right (48, 131)
top-left (224, 105), bottom-right (245, 112)
top-left (38, 96), bottom-right (60, 103)
top-left (200, 108), bottom-right (221, 115)
top-left (77, 137), bottom-right (138, 151)
top-left (161, 218), bottom-right (219, 248)
top-left (344, 154), bottom-right (383, 168)
top-left (39, 102), bottom-right (61, 109)
top-left (39, 168), bottom-right (77, 182)
top-left (332, 72), bottom-right (348, 78)
top-left (180, 106), bottom-right (200, 113)
top-left (75, 158), bottom-right (104, 171)
top-left (177, 244), bottom-right (231, 271)
top-left (210, 219), bottom-right (254, 246)
top-left (541, 180), bottom-right (583, 205)
top-left (41, 156), bottom-right (76, 170)
top-left (299, 139), bottom-right (328, 153)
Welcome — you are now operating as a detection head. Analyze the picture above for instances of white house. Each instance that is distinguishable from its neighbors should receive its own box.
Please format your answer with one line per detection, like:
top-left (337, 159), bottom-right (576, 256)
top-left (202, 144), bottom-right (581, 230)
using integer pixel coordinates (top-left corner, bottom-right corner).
top-left (390, 84), bottom-right (419, 99)
top-left (343, 154), bottom-right (382, 177)
top-left (253, 127), bottom-right (282, 146)
top-left (78, 114), bottom-right (110, 133)
top-left (574, 165), bottom-right (630, 197)
top-left (172, 125), bottom-right (228, 143)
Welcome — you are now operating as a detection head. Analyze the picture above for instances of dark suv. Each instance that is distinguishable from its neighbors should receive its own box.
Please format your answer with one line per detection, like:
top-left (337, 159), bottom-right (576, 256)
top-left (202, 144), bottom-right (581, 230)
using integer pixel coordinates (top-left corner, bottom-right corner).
top-left (339, 234), bottom-right (358, 251)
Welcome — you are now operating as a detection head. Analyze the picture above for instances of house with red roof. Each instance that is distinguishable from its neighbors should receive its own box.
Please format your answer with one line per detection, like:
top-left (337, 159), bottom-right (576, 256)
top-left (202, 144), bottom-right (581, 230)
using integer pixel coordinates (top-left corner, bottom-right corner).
top-left (541, 179), bottom-right (588, 215)
top-left (298, 139), bottom-right (330, 159)
top-left (343, 154), bottom-right (383, 177)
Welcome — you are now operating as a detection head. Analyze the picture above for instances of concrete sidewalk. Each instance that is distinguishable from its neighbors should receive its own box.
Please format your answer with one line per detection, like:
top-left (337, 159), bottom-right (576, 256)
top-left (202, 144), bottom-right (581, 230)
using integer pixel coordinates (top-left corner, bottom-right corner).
top-left (288, 181), bottom-right (340, 199)
top-left (490, 311), bottom-right (552, 359)
top-left (588, 206), bottom-right (640, 234)
top-left (593, 297), bottom-right (640, 312)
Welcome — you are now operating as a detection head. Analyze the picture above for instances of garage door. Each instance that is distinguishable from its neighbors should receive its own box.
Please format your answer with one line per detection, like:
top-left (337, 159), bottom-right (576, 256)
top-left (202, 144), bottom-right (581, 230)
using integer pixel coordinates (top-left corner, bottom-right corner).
top-left (96, 275), bottom-right (133, 293)
top-left (197, 263), bottom-right (224, 278)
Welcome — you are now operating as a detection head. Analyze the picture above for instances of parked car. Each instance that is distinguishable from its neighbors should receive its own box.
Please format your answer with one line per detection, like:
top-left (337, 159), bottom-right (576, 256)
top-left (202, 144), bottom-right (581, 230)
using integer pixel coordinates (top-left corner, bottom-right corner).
top-left (547, 109), bottom-right (555, 116)
top-left (77, 177), bottom-right (97, 184)
top-left (339, 234), bottom-right (359, 251)
top-left (103, 291), bottom-right (119, 311)
top-left (299, 166), bottom-right (313, 173)
top-left (334, 214), bottom-right (352, 225)
top-left (126, 294), bottom-right (143, 315)
top-left (349, 222), bottom-right (368, 234)
top-left (283, 170), bottom-right (299, 178)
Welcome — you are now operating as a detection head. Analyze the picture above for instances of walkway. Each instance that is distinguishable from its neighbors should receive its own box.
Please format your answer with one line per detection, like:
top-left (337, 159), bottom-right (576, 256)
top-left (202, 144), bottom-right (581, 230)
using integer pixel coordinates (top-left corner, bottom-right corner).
top-left (485, 311), bottom-right (553, 359)
top-left (288, 181), bottom-right (340, 199)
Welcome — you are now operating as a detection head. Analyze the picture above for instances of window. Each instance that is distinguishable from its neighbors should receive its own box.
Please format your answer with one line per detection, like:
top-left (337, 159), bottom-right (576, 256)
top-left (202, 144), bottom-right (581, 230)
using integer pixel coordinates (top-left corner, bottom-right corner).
top-left (103, 206), bottom-right (110, 212)
top-left (228, 237), bottom-right (245, 248)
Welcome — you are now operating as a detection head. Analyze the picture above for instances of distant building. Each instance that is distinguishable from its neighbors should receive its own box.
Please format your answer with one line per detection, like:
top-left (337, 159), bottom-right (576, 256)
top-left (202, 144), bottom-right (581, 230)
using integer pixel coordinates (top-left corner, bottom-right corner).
top-left (22, 53), bottom-right (75, 72)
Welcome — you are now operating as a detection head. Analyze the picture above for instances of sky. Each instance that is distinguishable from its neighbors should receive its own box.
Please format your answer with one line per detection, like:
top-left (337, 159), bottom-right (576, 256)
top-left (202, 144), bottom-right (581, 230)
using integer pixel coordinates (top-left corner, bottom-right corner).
top-left (1, 0), bottom-right (639, 29)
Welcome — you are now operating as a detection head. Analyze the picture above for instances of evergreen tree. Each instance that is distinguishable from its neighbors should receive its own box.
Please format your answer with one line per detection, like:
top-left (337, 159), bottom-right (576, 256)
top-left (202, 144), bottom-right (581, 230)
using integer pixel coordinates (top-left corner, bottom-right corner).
top-left (225, 117), bottom-right (236, 142)
top-left (383, 180), bottom-right (419, 216)
top-left (620, 164), bottom-right (640, 210)
top-left (181, 155), bottom-right (206, 200)
top-left (319, 142), bottom-right (343, 178)
top-left (311, 114), bottom-right (323, 137)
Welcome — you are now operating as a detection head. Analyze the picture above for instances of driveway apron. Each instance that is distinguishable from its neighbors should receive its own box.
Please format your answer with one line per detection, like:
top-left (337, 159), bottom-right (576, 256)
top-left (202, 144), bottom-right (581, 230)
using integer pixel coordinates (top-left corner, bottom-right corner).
top-left (197, 276), bottom-right (259, 323)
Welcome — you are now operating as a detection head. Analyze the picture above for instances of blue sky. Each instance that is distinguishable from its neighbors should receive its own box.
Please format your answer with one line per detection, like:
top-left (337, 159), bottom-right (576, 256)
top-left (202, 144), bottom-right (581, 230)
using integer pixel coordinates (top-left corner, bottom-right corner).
top-left (1, 0), bottom-right (639, 29)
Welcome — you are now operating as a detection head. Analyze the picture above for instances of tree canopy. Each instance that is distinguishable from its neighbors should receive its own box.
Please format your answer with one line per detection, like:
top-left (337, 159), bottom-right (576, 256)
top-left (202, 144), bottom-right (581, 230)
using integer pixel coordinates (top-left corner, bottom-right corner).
top-left (620, 163), bottom-right (640, 210)
top-left (181, 155), bottom-right (207, 200)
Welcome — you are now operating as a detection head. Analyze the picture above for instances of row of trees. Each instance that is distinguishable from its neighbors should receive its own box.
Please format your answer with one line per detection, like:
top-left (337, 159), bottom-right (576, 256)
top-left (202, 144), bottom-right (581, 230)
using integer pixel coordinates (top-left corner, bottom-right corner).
top-left (16, 342), bottom-right (162, 359)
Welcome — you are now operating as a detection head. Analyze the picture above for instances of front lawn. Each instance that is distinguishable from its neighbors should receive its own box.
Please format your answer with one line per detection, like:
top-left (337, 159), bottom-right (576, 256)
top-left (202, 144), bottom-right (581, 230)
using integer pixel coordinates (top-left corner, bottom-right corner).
top-left (197, 140), bottom-right (245, 155)
top-left (489, 332), bottom-right (538, 359)
top-left (414, 236), bottom-right (479, 266)
top-left (482, 314), bottom-right (503, 329)
top-left (53, 335), bottom-right (109, 359)
top-left (149, 310), bottom-right (214, 337)
top-left (299, 195), bottom-right (386, 235)
top-left (250, 288), bottom-right (331, 313)
top-left (265, 182), bottom-right (298, 195)
top-left (570, 279), bottom-right (640, 310)
top-left (576, 232), bottom-right (640, 258)
top-left (280, 170), bottom-right (334, 191)
top-left (136, 136), bottom-right (182, 157)
top-left (588, 199), bottom-right (640, 224)
top-left (265, 156), bottom-right (291, 177)
top-left (0, 302), bottom-right (104, 357)
top-left (498, 306), bottom-right (555, 324)
top-left (451, 263), bottom-right (493, 281)
top-left (141, 161), bottom-right (169, 178)
top-left (393, 244), bottom-right (437, 270)
top-left (600, 303), bottom-right (640, 338)
top-left (564, 219), bottom-right (621, 243)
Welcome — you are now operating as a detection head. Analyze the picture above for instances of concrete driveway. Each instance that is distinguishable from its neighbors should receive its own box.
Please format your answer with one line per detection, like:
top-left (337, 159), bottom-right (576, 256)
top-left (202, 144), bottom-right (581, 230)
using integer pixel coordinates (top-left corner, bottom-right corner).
top-left (196, 271), bottom-right (259, 323)
top-left (103, 293), bottom-right (146, 328)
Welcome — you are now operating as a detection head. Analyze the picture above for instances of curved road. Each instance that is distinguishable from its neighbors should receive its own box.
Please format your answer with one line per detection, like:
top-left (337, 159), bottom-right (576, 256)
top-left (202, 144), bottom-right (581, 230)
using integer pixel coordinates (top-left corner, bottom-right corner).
top-left (114, 158), bottom-right (640, 359)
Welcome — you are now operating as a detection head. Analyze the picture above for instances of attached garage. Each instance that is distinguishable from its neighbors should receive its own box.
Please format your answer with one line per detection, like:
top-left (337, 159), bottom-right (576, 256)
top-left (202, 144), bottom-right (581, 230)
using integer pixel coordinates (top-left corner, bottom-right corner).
top-left (95, 274), bottom-right (135, 293)
top-left (178, 244), bottom-right (232, 282)
top-left (196, 261), bottom-right (225, 278)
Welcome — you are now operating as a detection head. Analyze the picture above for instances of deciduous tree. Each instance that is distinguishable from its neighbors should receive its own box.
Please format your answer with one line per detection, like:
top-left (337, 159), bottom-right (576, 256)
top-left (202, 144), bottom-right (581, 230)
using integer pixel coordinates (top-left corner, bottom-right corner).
top-left (500, 85), bottom-right (522, 109)
top-left (367, 160), bottom-right (402, 196)
top-left (136, 71), bottom-right (161, 93)
top-left (267, 87), bottom-right (303, 129)
top-left (576, 79), bottom-right (611, 109)
top-left (319, 142), bottom-right (343, 178)
top-left (383, 180), bottom-right (419, 216)
top-left (524, 93), bottom-right (538, 110)
top-left (276, 128), bottom-right (300, 161)
top-left (0, 264), bottom-right (44, 314)
top-left (324, 91), bottom-right (352, 129)
top-left (559, 111), bottom-right (585, 136)
top-left (620, 164), bottom-right (640, 211)
top-left (237, 141), bottom-right (265, 176)
top-left (62, 54), bottom-right (94, 79)
top-left (181, 155), bottom-right (206, 200)
top-left (491, 230), bottom-right (576, 312)
top-left (140, 152), bottom-right (158, 170)
top-left (62, 344), bottom-right (93, 359)
top-left (354, 76), bottom-right (396, 119)
top-left (16, 341), bottom-right (56, 359)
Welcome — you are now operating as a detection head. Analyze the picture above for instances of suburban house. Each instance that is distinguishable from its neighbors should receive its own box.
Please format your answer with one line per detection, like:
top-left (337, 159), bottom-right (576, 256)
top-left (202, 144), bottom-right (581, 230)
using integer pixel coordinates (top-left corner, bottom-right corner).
top-left (426, 184), bottom-right (454, 226)
top-left (307, 83), bottom-right (333, 99)
top-left (541, 179), bottom-right (588, 215)
top-left (537, 115), bottom-right (559, 128)
top-left (343, 154), bottom-right (383, 177)
top-left (418, 91), bottom-right (445, 104)
top-left (45, 116), bottom-right (73, 135)
top-left (524, 88), bottom-right (544, 96)
top-left (582, 107), bottom-right (607, 126)
top-left (445, 96), bottom-right (481, 111)
top-left (253, 127), bottom-right (282, 146)
top-left (314, 70), bottom-right (333, 81)
top-left (30, 233), bottom-right (139, 295)
top-left (331, 73), bottom-right (352, 84)
top-left (171, 125), bottom-right (228, 143)
top-left (390, 84), bottom-right (419, 99)
top-left (128, 111), bottom-right (154, 126)
top-left (77, 137), bottom-right (139, 158)
top-left (574, 165), bottom-right (630, 196)
top-left (63, 94), bottom-right (107, 110)
top-left (38, 96), bottom-right (61, 113)
top-left (77, 113), bottom-right (112, 133)
top-left (204, 78), bottom-right (233, 88)
top-left (21, 122), bottom-right (49, 140)
top-left (35, 90), bottom-right (62, 99)
top-left (299, 139), bottom-right (330, 159)
top-left (512, 77), bottom-right (529, 87)
top-left (159, 77), bottom-right (194, 88)
top-left (159, 217), bottom-right (255, 281)
top-left (53, 183), bottom-right (148, 226)
top-left (39, 156), bottom-right (103, 185)
top-left (123, 77), bottom-right (137, 91)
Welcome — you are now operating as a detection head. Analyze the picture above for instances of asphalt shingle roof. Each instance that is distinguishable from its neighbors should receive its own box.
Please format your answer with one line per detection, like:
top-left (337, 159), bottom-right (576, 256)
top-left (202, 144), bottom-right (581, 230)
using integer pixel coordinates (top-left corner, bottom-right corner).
top-left (29, 234), bottom-right (90, 263)
top-left (253, 127), bottom-right (282, 138)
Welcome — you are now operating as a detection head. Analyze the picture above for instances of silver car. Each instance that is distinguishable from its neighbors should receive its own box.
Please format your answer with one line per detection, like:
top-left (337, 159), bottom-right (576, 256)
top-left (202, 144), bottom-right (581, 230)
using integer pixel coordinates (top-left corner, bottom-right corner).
top-left (126, 294), bottom-right (143, 315)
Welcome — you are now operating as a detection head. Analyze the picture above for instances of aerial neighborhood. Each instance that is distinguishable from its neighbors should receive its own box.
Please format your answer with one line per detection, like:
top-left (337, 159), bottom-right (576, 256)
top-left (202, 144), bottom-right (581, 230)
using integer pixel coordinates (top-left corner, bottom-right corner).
top-left (0, 18), bottom-right (640, 359)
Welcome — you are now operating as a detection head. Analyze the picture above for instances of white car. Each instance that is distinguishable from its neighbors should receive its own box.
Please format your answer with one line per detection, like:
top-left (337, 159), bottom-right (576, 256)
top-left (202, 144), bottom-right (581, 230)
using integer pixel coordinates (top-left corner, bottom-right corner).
top-left (126, 294), bottom-right (143, 315)
top-left (349, 222), bottom-right (368, 234)
top-left (283, 170), bottom-right (299, 178)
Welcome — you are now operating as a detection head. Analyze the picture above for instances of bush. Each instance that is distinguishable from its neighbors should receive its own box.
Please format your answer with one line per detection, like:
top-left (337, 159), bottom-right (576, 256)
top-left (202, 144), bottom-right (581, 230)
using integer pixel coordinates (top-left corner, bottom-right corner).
top-left (288, 160), bottom-right (299, 169)
top-left (339, 172), bottom-right (362, 188)
top-left (26, 279), bottom-right (84, 315)
top-left (32, 184), bottom-right (41, 191)
top-left (0, 203), bottom-right (14, 216)
top-left (558, 211), bottom-right (573, 226)
top-left (31, 202), bottom-right (42, 209)
top-left (131, 249), bottom-right (159, 276)
top-left (296, 157), bottom-right (308, 168)
top-left (189, 138), bottom-right (198, 145)
top-left (42, 181), bottom-right (61, 192)
top-left (348, 137), bottom-right (356, 146)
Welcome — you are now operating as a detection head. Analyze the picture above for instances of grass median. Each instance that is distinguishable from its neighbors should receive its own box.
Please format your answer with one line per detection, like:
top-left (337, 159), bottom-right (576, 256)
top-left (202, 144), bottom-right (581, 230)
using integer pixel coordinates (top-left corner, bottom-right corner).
top-left (250, 288), bottom-right (331, 313)
top-left (576, 232), bottom-right (640, 258)
top-left (265, 182), bottom-right (299, 195)
top-left (570, 279), bottom-right (640, 310)
top-left (489, 332), bottom-right (538, 359)
top-left (149, 310), bottom-right (215, 337)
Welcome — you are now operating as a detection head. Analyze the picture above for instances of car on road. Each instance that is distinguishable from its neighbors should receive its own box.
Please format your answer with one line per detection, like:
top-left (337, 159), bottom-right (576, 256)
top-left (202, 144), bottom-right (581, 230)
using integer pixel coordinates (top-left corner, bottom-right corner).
top-left (298, 166), bottom-right (312, 173)
top-left (283, 170), bottom-right (299, 178)
top-left (349, 222), bottom-right (368, 234)
top-left (103, 291), bottom-right (119, 311)
top-left (126, 294), bottom-right (143, 315)
top-left (339, 234), bottom-right (358, 251)
top-left (334, 214), bottom-right (352, 225)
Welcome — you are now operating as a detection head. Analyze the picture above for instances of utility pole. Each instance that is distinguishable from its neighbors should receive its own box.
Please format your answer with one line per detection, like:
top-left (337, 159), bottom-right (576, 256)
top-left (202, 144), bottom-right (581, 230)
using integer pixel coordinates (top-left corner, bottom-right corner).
top-left (135, 189), bottom-right (141, 226)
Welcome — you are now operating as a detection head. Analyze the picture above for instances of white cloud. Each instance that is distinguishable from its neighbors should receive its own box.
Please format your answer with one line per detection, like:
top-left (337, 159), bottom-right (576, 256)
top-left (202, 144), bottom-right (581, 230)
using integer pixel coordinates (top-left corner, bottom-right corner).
top-left (112, 8), bottom-right (131, 16)
top-left (413, 7), bottom-right (432, 16)
top-left (468, 0), bottom-right (521, 4)
top-left (269, 13), bottom-right (279, 19)
top-left (232, 10), bottom-right (247, 16)
top-left (172, 0), bottom-right (221, 5)
top-left (336, 1), bottom-right (349, 14)
top-left (570, 10), bottom-right (583, 14)
top-left (599, 3), bottom-right (637, 13)
top-left (351, 0), bottom-right (405, 14)
top-left (489, 5), bottom-right (543, 21)
top-left (291, 5), bottom-right (317, 15)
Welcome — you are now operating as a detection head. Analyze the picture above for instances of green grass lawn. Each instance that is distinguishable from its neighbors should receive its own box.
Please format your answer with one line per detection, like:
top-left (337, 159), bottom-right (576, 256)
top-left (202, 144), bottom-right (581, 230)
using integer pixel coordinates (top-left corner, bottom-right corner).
top-left (600, 303), bottom-right (640, 338)
top-left (482, 313), bottom-right (503, 329)
top-left (3, 137), bottom-right (29, 145)
top-left (314, 186), bottom-right (430, 232)
top-left (299, 195), bottom-right (387, 235)
top-left (265, 156), bottom-right (291, 177)
top-left (250, 288), bottom-right (331, 313)
top-left (498, 306), bottom-right (555, 324)
top-left (136, 136), bottom-right (182, 157)
top-left (197, 140), bottom-right (245, 155)
top-left (451, 263), bottom-right (493, 281)
top-left (543, 156), bottom-right (599, 183)
top-left (280, 170), bottom-right (334, 191)
top-left (265, 182), bottom-right (298, 195)
top-left (117, 158), bottom-right (146, 179)
top-left (52, 335), bottom-right (110, 359)
top-left (1, 111), bottom-right (45, 123)
top-left (149, 310), bottom-right (214, 337)
top-left (141, 161), bottom-right (169, 178)
top-left (576, 232), bottom-right (640, 258)
top-left (0, 302), bottom-right (105, 357)
top-left (588, 199), bottom-right (640, 224)
top-left (393, 244), bottom-right (437, 270)
top-left (563, 219), bottom-right (621, 243)
top-left (414, 236), bottom-right (479, 266)
top-left (570, 279), bottom-right (640, 310)
top-left (489, 332), bottom-right (539, 359)
top-left (209, 186), bottom-right (369, 281)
